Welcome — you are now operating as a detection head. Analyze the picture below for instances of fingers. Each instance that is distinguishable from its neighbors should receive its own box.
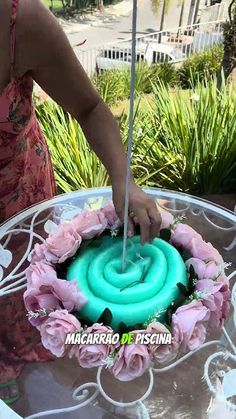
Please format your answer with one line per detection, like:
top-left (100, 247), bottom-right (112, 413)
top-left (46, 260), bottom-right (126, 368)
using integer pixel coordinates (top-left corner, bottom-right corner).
top-left (134, 209), bottom-right (151, 245)
top-left (128, 217), bottom-right (135, 238)
top-left (147, 203), bottom-right (161, 242)
top-left (130, 201), bottom-right (161, 245)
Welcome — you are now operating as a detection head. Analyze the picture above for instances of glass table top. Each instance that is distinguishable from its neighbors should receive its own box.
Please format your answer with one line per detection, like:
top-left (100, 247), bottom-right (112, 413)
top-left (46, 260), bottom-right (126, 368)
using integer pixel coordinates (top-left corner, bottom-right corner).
top-left (0, 187), bottom-right (235, 419)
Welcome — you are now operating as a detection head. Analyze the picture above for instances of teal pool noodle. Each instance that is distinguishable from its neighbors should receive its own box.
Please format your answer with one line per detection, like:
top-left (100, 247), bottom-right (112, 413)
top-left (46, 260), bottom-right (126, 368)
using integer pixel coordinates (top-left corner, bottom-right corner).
top-left (67, 236), bottom-right (187, 329)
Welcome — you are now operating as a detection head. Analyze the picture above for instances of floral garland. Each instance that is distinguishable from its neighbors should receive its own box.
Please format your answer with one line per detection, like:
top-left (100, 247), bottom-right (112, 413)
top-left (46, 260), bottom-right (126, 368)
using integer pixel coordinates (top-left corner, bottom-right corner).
top-left (24, 203), bottom-right (231, 382)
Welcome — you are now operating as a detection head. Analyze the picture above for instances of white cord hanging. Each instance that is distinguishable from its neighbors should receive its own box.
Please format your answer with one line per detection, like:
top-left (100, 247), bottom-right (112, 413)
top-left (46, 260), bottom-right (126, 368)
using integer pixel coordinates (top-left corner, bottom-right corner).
top-left (122, 0), bottom-right (138, 272)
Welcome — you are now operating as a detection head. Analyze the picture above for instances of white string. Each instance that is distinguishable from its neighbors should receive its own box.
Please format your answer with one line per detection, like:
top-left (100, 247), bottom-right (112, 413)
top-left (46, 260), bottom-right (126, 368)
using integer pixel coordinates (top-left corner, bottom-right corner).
top-left (122, 0), bottom-right (138, 272)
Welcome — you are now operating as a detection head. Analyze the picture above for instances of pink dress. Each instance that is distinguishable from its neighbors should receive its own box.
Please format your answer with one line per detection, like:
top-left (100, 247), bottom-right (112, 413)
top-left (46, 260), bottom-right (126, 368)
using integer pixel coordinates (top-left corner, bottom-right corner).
top-left (0, 0), bottom-right (56, 224)
top-left (0, 0), bottom-right (56, 384)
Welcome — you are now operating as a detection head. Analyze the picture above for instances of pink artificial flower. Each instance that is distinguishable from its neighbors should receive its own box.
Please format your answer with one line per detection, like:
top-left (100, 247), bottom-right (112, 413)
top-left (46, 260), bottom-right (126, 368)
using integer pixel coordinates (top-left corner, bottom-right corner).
top-left (44, 223), bottom-right (82, 263)
top-left (195, 278), bottom-right (231, 329)
top-left (101, 202), bottom-right (122, 229)
top-left (160, 210), bottom-right (174, 230)
top-left (26, 260), bottom-right (56, 287)
top-left (69, 323), bottom-right (115, 368)
top-left (40, 310), bottom-right (81, 357)
top-left (172, 300), bottom-right (210, 351)
top-left (146, 322), bottom-right (179, 364)
top-left (185, 258), bottom-right (220, 280)
top-left (185, 258), bottom-right (206, 279)
top-left (71, 210), bottom-right (108, 239)
top-left (171, 224), bottom-right (202, 249)
top-left (189, 238), bottom-right (215, 262)
top-left (111, 342), bottom-right (151, 382)
top-left (31, 243), bottom-right (49, 263)
top-left (24, 273), bottom-right (87, 327)
top-left (204, 261), bottom-right (221, 278)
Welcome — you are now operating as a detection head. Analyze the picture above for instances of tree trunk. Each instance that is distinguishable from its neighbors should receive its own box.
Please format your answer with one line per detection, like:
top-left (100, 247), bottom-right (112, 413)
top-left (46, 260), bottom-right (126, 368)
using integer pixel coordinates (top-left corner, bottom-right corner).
top-left (178, 0), bottom-right (185, 28)
top-left (158, 0), bottom-right (166, 42)
top-left (187, 0), bottom-right (195, 25)
top-left (97, 0), bottom-right (104, 11)
top-left (193, 0), bottom-right (201, 24)
top-left (217, 1), bottom-right (236, 89)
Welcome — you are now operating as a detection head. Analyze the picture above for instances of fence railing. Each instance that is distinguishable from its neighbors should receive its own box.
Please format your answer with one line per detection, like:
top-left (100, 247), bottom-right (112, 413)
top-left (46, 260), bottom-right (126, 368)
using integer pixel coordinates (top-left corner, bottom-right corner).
top-left (77, 20), bottom-right (224, 76)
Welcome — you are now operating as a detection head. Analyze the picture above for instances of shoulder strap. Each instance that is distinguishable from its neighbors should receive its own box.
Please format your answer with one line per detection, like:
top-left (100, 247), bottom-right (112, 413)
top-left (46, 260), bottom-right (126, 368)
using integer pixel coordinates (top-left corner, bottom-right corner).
top-left (10, 0), bottom-right (20, 78)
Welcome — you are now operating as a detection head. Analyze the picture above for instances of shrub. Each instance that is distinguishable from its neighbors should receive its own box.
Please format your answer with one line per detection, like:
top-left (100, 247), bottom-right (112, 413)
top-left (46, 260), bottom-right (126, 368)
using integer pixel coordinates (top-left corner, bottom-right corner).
top-left (149, 62), bottom-right (180, 87)
top-left (92, 62), bottom-right (179, 104)
top-left (36, 100), bottom-right (109, 193)
top-left (36, 78), bottom-right (236, 195)
top-left (133, 79), bottom-right (236, 194)
top-left (178, 43), bottom-right (224, 88)
top-left (92, 70), bottom-right (127, 106)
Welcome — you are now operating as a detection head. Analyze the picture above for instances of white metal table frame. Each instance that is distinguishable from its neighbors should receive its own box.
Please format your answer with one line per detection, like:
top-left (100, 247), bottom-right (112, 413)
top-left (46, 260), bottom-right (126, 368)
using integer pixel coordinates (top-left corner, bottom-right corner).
top-left (0, 187), bottom-right (236, 418)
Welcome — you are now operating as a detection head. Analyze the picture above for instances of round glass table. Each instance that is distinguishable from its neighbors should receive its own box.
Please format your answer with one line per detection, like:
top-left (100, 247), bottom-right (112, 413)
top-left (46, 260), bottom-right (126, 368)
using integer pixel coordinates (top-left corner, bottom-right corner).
top-left (0, 187), bottom-right (236, 419)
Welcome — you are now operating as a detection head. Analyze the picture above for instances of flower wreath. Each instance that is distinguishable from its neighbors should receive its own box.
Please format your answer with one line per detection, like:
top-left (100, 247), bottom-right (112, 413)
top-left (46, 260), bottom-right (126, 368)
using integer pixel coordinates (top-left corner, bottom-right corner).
top-left (24, 203), bottom-right (231, 382)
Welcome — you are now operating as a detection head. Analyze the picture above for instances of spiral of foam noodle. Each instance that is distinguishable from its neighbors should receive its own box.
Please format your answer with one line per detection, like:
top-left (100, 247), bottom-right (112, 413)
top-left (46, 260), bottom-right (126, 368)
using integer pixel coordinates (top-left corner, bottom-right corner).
top-left (67, 236), bottom-right (187, 329)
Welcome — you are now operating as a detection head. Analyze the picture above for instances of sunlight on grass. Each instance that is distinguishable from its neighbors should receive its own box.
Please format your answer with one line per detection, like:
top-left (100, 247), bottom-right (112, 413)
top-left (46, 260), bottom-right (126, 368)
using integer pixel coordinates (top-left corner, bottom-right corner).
top-left (42, 0), bottom-right (63, 10)
top-left (111, 90), bottom-right (190, 117)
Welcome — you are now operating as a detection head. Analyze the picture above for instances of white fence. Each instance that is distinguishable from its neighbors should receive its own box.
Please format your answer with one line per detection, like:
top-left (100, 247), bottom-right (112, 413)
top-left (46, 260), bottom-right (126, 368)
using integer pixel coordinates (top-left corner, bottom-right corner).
top-left (77, 20), bottom-right (224, 76)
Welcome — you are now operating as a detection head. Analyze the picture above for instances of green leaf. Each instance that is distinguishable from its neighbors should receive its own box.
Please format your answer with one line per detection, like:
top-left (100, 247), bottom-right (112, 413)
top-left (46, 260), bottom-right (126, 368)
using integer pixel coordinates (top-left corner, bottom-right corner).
top-left (177, 282), bottom-right (188, 296)
top-left (97, 308), bottom-right (113, 326)
top-left (165, 307), bottom-right (173, 326)
top-left (117, 322), bottom-right (128, 334)
top-left (159, 228), bottom-right (171, 242)
top-left (189, 264), bottom-right (198, 280)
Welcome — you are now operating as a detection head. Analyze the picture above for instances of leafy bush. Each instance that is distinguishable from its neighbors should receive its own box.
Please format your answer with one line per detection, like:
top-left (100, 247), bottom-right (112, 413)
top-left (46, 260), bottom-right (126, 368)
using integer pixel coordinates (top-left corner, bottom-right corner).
top-left (36, 100), bottom-right (109, 193)
top-left (93, 62), bottom-right (179, 104)
top-left (178, 43), bottom-right (224, 88)
top-left (132, 79), bottom-right (236, 194)
top-left (92, 44), bottom-right (224, 104)
top-left (92, 69), bottom-right (127, 106)
top-left (36, 79), bottom-right (236, 195)
top-left (149, 62), bottom-right (180, 87)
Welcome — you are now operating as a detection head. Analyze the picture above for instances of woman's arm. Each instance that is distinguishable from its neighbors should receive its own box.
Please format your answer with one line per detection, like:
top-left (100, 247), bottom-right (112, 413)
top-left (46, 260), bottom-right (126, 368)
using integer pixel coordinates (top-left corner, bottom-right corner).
top-left (17, 0), bottom-right (161, 243)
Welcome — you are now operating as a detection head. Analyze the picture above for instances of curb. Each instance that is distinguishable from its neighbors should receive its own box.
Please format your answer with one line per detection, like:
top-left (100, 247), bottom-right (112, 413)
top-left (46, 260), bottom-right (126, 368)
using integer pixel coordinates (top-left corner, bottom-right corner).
top-left (60, 0), bottom-right (133, 34)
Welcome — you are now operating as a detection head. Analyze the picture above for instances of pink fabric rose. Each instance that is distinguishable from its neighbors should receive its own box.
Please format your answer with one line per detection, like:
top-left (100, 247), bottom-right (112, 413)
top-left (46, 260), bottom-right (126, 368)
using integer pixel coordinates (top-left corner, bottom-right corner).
top-left (101, 202), bottom-right (122, 229)
top-left (146, 322), bottom-right (179, 364)
top-left (171, 224), bottom-right (202, 249)
top-left (204, 261), bottom-right (221, 278)
top-left (195, 278), bottom-right (231, 329)
top-left (45, 223), bottom-right (82, 263)
top-left (188, 238), bottom-right (220, 263)
top-left (70, 323), bottom-right (114, 368)
top-left (24, 274), bottom-right (87, 326)
top-left (185, 258), bottom-right (206, 279)
top-left (112, 342), bottom-right (151, 382)
top-left (71, 210), bottom-right (108, 239)
top-left (160, 210), bottom-right (174, 230)
top-left (172, 300), bottom-right (210, 351)
top-left (185, 258), bottom-right (220, 280)
top-left (26, 260), bottom-right (56, 287)
top-left (31, 243), bottom-right (48, 263)
top-left (40, 310), bottom-right (81, 357)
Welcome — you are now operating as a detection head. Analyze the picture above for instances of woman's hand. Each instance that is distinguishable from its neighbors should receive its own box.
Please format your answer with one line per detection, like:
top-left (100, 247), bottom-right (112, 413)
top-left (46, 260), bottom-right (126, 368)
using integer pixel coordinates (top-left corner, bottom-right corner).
top-left (112, 180), bottom-right (161, 245)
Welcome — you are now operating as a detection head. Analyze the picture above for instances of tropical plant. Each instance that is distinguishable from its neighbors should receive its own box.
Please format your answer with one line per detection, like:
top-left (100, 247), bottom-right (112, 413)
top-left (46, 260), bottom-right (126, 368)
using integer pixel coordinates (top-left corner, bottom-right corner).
top-left (133, 79), bottom-right (236, 194)
top-left (92, 70), bottom-right (127, 105)
top-left (178, 43), bottom-right (224, 88)
top-left (36, 100), bottom-right (109, 192)
top-left (36, 79), bottom-right (236, 195)
top-left (93, 62), bottom-right (179, 104)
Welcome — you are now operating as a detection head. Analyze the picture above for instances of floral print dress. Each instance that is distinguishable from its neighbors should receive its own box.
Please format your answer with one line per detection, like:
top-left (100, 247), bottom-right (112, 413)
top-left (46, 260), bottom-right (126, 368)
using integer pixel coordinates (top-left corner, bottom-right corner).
top-left (0, 0), bottom-right (56, 384)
